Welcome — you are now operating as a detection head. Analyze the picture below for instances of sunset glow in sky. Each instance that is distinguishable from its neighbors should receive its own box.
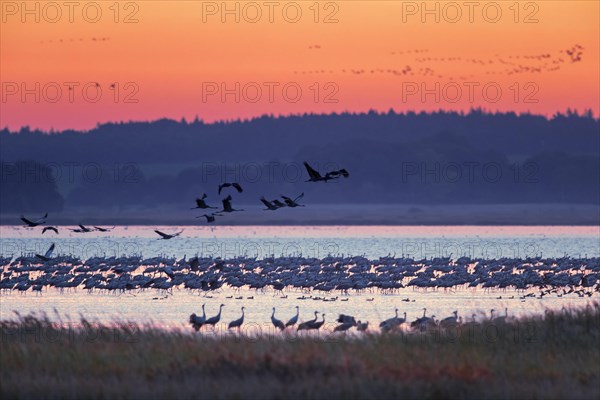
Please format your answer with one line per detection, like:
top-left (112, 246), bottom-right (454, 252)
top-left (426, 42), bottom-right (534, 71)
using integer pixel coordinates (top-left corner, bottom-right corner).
top-left (1, 1), bottom-right (599, 130)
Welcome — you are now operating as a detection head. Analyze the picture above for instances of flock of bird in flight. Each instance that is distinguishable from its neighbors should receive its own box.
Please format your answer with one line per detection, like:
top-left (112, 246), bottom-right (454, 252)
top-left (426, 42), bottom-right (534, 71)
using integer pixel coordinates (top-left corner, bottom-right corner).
top-left (191, 161), bottom-right (348, 226)
top-left (20, 161), bottom-right (349, 248)
top-left (39, 37), bottom-right (110, 44)
top-left (294, 45), bottom-right (585, 80)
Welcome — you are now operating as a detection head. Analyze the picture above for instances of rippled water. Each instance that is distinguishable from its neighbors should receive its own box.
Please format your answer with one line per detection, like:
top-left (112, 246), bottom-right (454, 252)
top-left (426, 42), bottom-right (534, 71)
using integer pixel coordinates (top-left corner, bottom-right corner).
top-left (2, 225), bottom-right (599, 260)
top-left (1, 225), bottom-right (598, 330)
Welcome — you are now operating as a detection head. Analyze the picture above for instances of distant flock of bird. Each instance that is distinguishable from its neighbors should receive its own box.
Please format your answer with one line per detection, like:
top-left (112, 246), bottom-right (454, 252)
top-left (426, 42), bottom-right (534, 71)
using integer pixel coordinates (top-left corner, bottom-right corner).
top-left (294, 44), bottom-right (585, 80)
top-left (20, 213), bottom-right (115, 237)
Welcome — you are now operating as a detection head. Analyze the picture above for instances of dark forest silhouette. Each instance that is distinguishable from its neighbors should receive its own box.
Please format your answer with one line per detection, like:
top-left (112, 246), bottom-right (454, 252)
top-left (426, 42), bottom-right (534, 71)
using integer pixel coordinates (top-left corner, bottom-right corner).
top-left (1, 110), bottom-right (598, 213)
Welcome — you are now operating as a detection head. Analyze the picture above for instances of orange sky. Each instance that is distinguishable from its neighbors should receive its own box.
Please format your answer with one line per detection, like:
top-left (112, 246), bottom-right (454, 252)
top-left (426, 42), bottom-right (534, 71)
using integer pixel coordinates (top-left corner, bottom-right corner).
top-left (1, 0), bottom-right (599, 130)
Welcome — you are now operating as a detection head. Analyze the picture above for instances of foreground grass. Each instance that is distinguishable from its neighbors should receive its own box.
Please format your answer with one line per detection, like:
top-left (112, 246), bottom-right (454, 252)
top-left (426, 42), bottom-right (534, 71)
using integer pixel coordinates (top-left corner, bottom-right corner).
top-left (1, 304), bottom-right (599, 399)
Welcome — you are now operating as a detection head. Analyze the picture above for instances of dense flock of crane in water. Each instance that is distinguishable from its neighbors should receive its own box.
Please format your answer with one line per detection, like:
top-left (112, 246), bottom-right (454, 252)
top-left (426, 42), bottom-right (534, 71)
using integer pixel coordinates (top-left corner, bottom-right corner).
top-left (3, 252), bottom-right (600, 295)
top-left (2, 251), bottom-right (599, 333)
top-left (7, 160), bottom-right (600, 332)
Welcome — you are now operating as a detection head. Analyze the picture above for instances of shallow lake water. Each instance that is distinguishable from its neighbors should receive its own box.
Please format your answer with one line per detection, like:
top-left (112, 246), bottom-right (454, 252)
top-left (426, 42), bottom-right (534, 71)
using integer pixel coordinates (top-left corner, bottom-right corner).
top-left (1, 225), bottom-right (598, 331)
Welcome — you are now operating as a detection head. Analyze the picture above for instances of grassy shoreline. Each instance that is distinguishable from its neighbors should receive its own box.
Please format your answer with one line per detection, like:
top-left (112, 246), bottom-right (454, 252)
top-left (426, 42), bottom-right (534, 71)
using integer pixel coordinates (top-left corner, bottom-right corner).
top-left (1, 304), bottom-right (599, 399)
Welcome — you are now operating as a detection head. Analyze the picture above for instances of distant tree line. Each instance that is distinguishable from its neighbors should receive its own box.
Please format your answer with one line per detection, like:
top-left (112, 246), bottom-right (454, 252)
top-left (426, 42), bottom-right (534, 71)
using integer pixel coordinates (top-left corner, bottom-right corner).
top-left (0, 161), bottom-right (64, 213)
top-left (1, 110), bottom-right (598, 211)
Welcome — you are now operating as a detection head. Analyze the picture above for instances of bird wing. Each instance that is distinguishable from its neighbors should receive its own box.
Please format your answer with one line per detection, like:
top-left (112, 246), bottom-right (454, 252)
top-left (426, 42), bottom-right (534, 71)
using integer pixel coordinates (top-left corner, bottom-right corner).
top-left (232, 182), bottom-right (243, 192)
top-left (194, 198), bottom-right (203, 207)
top-left (273, 200), bottom-right (286, 208)
top-left (328, 169), bottom-right (349, 178)
top-left (293, 192), bottom-right (305, 202)
top-left (323, 172), bottom-right (336, 180)
top-left (173, 230), bottom-right (184, 237)
top-left (201, 193), bottom-right (207, 200)
top-left (154, 230), bottom-right (169, 238)
top-left (260, 197), bottom-right (274, 208)
top-left (34, 213), bottom-right (48, 223)
top-left (45, 243), bottom-right (55, 258)
top-left (280, 195), bottom-right (292, 201)
top-left (303, 162), bottom-right (322, 180)
top-left (219, 183), bottom-right (233, 194)
top-left (78, 224), bottom-right (88, 230)
top-left (21, 217), bottom-right (35, 225)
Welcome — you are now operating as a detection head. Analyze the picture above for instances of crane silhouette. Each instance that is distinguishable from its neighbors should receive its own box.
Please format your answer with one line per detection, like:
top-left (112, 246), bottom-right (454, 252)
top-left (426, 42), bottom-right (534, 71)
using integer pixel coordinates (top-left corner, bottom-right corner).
top-left (311, 313), bottom-right (326, 330)
top-left (204, 304), bottom-right (225, 327)
top-left (70, 224), bottom-right (93, 233)
top-left (154, 229), bottom-right (184, 239)
top-left (379, 308), bottom-right (399, 328)
top-left (334, 320), bottom-right (356, 332)
top-left (191, 194), bottom-right (217, 210)
top-left (93, 226), bottom-right (115, 232)
top-left (196, 214), bottom-right (221, 223)
top-left (35, 243), bottom-right (55, 262)
top-left (337, 314), bottom-right (357, 325)
top-left (303, 161), bottom-right (349, 182)
top-left (439, 311), bottom-right (458, 328)
top-left (297, 311), bottom-right (319, 330)
top-left (189, 304), bottom-right (206, 331)
top-left (260, 197), bottom-right (282, 211)
top-left (285, 306), bottom-right (300, 328)
top-left (272, 199), bottom-right (286, 208)
top-left (228, 306), bottom-right (245, 330)
top-left (271, 307), bottom-right (285, 330)
top-left (356, 321), bottom-right (369, 332)
top-left (380, 309), bottom-right (406, 332)
top-left (21, 213), bottom-right (48, 227)
top-left (42, 226), bottom-right (59, 235)
top-left (219, 195), bottom-right (244, 213)
top-left (218, 182), bottom-right (243, 195)
top-left (280, 193), bottom-right (305, 207)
